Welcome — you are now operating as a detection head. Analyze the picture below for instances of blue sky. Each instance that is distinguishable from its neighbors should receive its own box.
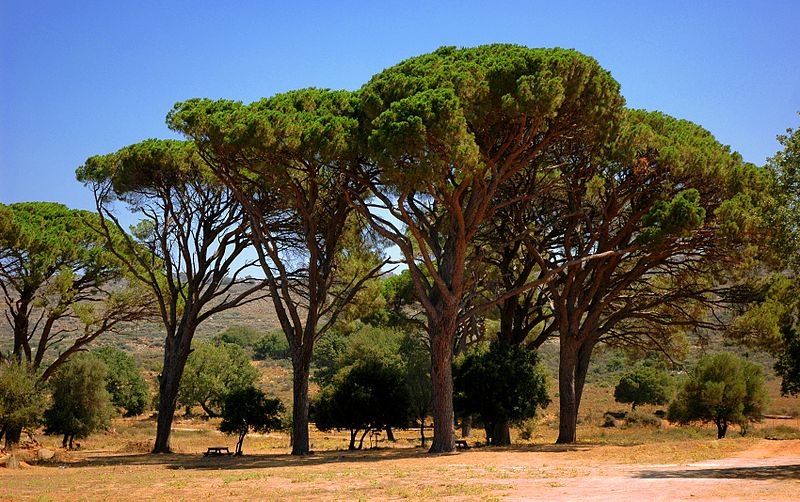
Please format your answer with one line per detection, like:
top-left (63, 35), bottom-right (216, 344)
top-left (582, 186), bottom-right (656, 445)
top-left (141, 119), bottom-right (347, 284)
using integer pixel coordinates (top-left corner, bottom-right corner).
top-left (2, 1), bottom-right (799, 210)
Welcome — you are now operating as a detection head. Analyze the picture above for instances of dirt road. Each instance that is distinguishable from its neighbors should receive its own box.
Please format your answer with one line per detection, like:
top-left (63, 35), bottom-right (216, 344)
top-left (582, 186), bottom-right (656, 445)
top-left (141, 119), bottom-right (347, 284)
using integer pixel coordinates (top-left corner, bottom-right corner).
top-left (503, 439), bottom-right (800, 501)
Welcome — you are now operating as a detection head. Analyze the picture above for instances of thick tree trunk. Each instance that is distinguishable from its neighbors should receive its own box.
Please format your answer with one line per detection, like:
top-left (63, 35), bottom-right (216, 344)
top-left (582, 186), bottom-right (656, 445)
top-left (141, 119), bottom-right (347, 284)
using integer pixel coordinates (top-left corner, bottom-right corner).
top-left (429, 324), bottom-right (456, 453)
top-left (5, 425), bottom-right (22, 450)
top-left (152, 331), bottom-right (193, 454)
top-left (491, 418), bottom-right (512, 446)
top-left (291, 352), bottom-right (312, 455)
top-left (461, 415), bottom-right (472, 438)
top-left (385, 426), bottom-right (395, 442)
top-left (236, 432), bottom-right (245, 455)
top-left (556, 338), bottom-right (579, 444)
top-left (349, 429), bottom-right (357, 450)
top-left (556, 337), bottom-right (594, 444)
top-left (716, 420), bottom-right (728, 439)
top-left (419, 421), bottom-right (426, 447)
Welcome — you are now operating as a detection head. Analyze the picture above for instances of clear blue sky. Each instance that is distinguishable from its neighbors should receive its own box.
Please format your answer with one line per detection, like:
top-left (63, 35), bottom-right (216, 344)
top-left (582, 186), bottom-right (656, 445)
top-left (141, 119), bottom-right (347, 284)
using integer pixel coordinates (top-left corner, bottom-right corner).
top-left (2, 1), bottom-right (799, 210)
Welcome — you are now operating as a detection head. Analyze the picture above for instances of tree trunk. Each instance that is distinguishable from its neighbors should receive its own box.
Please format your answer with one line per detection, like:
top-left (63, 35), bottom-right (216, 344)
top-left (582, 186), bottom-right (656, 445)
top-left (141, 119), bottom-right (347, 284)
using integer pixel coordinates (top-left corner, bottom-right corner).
top-left (461, 415), bottom-right (472, 438)
top-left (200, 401), bottom-right (219, 418)
top-left (236, 432), bottom-right (246, 455)
top-left (429, 324), bottom-right (456, 453)
top-left (152, 331), bottom-right (193, 454)
top-left (349, 429), bottom-right (357, 450)
top-left (4, 425), bottom-right (22, 450)
top-left (358, 429), bottom-right (370, 450)
top-left (419, 420), bottom-right (426, 447)
top-left (491, 418), bottom-right (511, 446)
top-left (291, 352), bottom-right (312, 455)
top-left (556, 337), bottom-right (594, 444)
top-left (556, 337), bottom-right (579, 444)
top-left (385, 426), bottom-right (395, 442)
top-left (716, 420), bottom-right (728, 439)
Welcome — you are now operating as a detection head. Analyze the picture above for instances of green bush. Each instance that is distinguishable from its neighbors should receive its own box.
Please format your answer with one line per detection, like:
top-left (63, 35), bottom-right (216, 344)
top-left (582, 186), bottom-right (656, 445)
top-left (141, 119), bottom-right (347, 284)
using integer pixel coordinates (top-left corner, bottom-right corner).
top-left (624, 410), bottom-right (662, 428)
top-left (93, 347), bottom-right (149, 416)
top-left (213, 325), bottom-right (262, 349)
top-left (453, 342), bottom-right (550, 446)
top-left (252, 331), bottom-right (290, 360)
top-left (219, 386), bottom-right (284, 455)
top-left (668, 352), bottom-right (768, 439)
top-left (0, 362), bottom-right (47, 449)
top-left (312, 358), bottom-right (410, 450)
top-left (44, 354), bottom-right (114, 448)
top-left (614, 365), bottom-right (673, 410)
top-left (178, 342), bottom-right (259, 417)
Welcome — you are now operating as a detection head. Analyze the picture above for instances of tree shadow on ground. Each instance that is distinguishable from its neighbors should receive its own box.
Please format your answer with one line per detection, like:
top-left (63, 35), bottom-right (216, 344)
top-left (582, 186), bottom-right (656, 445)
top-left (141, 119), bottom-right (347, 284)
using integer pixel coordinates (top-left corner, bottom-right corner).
top-left (637, 464), bottom-right (800, 481)
top-left (56, 448), bottom-right (442, 471)
top-left (41, 442), bottom-right (595, 471)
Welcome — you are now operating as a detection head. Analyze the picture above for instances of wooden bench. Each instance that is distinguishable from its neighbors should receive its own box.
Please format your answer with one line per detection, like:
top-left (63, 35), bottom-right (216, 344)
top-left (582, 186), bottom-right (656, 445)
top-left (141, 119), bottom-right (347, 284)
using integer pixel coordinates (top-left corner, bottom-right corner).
top-left (455, 440), bottom-right (470, 449)
top-left (203, 446), bottom-right (232, 456)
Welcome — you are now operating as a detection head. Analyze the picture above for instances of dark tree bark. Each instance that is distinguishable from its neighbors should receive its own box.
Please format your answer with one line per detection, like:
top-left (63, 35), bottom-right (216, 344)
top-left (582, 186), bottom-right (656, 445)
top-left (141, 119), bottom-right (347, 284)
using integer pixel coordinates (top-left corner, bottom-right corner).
top-left (153, 330), bottom-right (193, 453)
top-left (428, 319), bottom-right (456, 453)
top-left (460, 415), bottom-right (472, 438)
top-left (4, 425), bottom-right (21, 450)
top-left (290, 352), bottom-right (312, 456)
top-left (490, 418), bottom-right (512, 446)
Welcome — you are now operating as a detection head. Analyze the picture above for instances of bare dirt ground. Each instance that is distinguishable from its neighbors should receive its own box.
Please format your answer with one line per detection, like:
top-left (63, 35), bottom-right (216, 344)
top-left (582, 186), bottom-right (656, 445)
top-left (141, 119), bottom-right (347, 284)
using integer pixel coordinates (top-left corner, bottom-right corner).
top-left (3, 438), bottom-right (798, 501)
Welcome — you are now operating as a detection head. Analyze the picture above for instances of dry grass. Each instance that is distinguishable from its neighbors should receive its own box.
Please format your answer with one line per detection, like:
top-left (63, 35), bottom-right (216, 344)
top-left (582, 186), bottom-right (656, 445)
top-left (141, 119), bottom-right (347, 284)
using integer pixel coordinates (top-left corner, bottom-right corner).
top-left (6, 415), bottom-right (799, 501)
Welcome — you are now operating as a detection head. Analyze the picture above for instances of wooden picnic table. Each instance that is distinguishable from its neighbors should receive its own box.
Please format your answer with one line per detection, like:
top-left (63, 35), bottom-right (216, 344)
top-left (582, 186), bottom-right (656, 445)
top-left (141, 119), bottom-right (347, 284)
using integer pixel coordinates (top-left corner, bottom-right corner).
top-left (203, 446), bottom-right (232, 456)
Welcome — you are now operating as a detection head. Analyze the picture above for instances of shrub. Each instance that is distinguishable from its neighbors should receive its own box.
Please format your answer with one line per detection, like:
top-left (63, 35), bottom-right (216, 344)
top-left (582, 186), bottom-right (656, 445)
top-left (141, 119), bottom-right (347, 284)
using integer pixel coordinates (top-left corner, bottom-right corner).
top-left (312, 358), bottom-right (410, 450)
top-left (624, 410), bottom-right (662, 428)
top-left (44, 354), bottom-right (114, 448)
top-left (614, 365), bottom-right (673, 410)
top-left (213, 325), bottom-right (262, 349)
top-left (252, 331), bottom-right (290, 360)
top-left (178, 342), bottom-right (259, 417)
top-left (453, 342), bottom-right (550, 445)
top-left (93, 347), bottom-right (149, 416)
top-left (219, 386), bottom-right (284, 455)
top-left (0, 362), bottom-right (47, 449)
top-left (668, 352), bottom-right (768, 439)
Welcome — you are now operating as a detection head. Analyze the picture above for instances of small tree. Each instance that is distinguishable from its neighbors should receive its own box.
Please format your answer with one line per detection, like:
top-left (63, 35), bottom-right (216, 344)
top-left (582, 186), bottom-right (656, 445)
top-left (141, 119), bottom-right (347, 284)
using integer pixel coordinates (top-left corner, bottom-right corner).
top-left (400, 331), bottom-right (432, 447)
top-left (93, 347), bottom-right (149, 417)
top-left (614, 365), bottom-right (673, 410)
top-left (178, 342), bottom-right (259, 417)
top-left (44, 354), bottom-right (114, 448)
top-left (219, 386), bottom-right (284, 455)
top-left (252, 331), bottom-right (290, 361)
top-left (668, 353), bottom-right (768, 439)
top-left (0, 362), bottom-right (47, 449)
top-left (453, 342), bottom-right (550, 445)
top-left (213, 325), bottom-right (262, 350)
top-left (312, 358), bottom-right (411, 450)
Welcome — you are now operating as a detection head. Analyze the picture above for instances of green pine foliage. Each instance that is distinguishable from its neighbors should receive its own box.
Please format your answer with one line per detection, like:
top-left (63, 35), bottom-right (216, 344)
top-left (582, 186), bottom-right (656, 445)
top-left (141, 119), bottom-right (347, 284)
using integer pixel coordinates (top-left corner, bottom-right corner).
top-left (668, 352), bottom-right (768, 439)
top-left (614, 365), bottom-right (673, 410)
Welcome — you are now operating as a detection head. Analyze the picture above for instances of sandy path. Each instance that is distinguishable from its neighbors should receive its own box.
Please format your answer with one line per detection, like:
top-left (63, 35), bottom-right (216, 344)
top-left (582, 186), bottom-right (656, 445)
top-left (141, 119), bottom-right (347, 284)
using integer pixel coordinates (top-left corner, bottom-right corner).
top-left (504, 440), bottom-right (800, 501)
